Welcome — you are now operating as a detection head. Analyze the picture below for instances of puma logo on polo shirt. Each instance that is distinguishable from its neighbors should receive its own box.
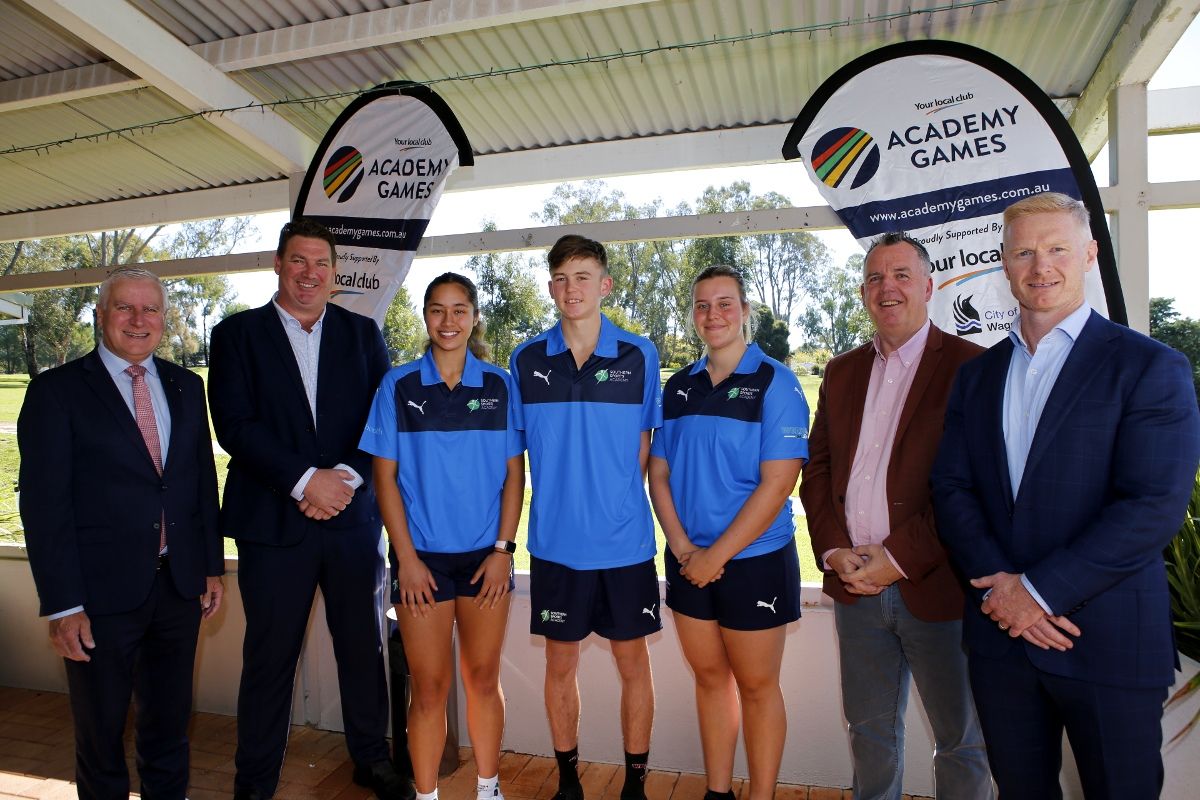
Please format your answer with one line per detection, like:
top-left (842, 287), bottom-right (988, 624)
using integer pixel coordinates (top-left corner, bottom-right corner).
top-left (394, 371), bottom-right (509, 434)
top-left (676, 388), bottom-right (691, 402)
top-left (663, 362), bottom-right (774, 424)
top-left (533, 369), bottom-right (552, 385)
top-left (516, 341), bottom-right (646, 405)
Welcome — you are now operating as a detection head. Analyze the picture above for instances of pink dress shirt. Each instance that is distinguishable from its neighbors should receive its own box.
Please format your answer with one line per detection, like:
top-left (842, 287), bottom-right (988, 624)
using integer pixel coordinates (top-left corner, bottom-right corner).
top-left (822, 319), bottom-right (931, 576)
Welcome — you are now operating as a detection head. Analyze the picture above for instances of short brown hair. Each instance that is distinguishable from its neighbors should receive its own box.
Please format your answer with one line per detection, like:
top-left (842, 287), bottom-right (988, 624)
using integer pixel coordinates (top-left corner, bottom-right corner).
top-left (547, 234), bottom-right (608, 274)
top-left (277, 218), bottom-right (338, 263)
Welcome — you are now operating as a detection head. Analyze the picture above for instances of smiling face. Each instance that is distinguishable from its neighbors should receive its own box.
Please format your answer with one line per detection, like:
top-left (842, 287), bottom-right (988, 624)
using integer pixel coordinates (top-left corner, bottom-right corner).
top-left (424, 281), bottom-right (477, 355)
top-left (1002, 210), bottom-right (1096, 325)
top-left (274, 234), bottom-right (336, 325)
top-left (861, 241), bottom-right (933, 350)
top-left (96, 277), bottom-right (165, 364)
top-left (548, 256), bottom-right (612, 322)
top-left (692, 275), bottom-right (749, 353)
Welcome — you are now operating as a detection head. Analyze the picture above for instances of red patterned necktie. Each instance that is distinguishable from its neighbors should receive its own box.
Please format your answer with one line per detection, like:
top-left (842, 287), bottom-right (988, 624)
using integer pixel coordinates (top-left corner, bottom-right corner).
top-left (126, 364), bottom-right (166, 552)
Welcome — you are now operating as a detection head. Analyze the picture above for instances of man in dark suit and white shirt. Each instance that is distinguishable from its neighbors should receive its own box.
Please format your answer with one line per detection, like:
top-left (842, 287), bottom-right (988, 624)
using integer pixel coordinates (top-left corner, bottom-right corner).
top-left (932, 192), bottom-right (1200, 797)
top-left (19, 267), bottom-right (224, 800)
top-left (208, 219), bottom-right (401, 800)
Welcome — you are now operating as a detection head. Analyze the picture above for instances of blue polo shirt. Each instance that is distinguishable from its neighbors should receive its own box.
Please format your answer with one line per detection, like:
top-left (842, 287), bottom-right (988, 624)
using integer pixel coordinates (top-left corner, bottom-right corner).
top-left (359, 348), bottom-right (524, 553)
top-left (651, 344), bottom-right (809, 559)
top-left (510, 315), bottom-right (662, 569)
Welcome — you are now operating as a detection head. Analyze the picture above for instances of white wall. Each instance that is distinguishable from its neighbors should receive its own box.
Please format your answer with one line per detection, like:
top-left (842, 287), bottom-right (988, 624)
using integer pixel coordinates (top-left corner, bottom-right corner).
top-left (4, 545), bottom-right (1200, 797)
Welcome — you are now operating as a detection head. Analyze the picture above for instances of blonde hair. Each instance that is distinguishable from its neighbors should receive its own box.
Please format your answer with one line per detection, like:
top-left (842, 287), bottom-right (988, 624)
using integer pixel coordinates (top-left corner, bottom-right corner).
top-left (1003, 192), bottom-right (1091, 245)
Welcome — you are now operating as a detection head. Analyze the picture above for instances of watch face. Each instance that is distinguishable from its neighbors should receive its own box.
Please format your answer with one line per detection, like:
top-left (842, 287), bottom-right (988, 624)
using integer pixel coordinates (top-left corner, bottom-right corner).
top-left (495, 540), bottom-right (516, 554)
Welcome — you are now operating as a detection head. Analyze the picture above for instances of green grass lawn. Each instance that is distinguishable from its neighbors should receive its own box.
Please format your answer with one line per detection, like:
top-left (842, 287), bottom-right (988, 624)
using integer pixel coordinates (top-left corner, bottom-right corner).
top-left (4, 367), bottom-right (826, 582)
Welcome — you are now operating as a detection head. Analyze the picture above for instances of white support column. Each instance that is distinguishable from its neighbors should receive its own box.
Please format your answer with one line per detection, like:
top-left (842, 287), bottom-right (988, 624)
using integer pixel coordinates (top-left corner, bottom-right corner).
top-left (1108, 82), bottom-right (1151, 333)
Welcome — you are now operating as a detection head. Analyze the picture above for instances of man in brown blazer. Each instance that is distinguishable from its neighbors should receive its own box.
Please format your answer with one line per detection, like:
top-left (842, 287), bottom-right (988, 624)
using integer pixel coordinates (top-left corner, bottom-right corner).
top-left (800, 232), bottom-right (992, 800)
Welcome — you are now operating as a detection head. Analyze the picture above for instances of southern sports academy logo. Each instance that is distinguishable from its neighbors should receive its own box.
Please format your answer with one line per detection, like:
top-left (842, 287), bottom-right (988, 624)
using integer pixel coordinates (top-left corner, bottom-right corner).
top-left (810, 126), bottom-right (880, 189)
top-left (953, 294), bottom-right (982, 336)
top-left (323, 145), bottom-right (365, 203)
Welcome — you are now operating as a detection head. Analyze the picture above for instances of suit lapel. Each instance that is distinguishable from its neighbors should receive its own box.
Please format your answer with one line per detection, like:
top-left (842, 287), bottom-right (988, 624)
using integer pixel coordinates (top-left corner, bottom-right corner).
top-left (156, 357), bottom-right (184, 474)
top-left (315, 306), bottom-right (344, 430)
top-left (1020, 313), bottom-right (1111, 485)
top-left (894, 326), bottom-right (942, 446)
top-left (81, 350), bottom-right (160, 475)
top-left (834, 343), bottom-right (874, 494)
top-left (983, 342), bottom-right (1016, 507)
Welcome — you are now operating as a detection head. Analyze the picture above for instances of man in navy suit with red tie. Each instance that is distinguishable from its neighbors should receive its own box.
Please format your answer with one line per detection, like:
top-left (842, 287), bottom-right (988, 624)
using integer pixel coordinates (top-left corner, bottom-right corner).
top-left (208, 219), bottom-right (402, 800)
top-left (19, 267), bottom-right (224, 800)
top-left (932, 193), bottom-right (1200, 797)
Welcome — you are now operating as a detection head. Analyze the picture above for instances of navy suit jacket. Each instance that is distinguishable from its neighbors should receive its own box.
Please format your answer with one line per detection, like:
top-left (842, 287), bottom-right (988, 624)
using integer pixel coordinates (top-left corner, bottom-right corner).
top-left (18, 350), bottom-right (222, 617)
top-left (932, 312), bottom-right (1200, 689)
top-left (208, 301), bottom-right (388, 544)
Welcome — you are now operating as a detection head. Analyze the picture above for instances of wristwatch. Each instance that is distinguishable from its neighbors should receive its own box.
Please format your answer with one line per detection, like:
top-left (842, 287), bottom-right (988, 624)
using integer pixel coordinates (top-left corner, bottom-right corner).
top-left (493, 539), bottom-right (516, 555)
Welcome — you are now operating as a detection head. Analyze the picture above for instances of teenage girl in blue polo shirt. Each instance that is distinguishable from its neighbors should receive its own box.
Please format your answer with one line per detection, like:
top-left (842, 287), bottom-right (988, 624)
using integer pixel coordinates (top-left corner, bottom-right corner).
top-left (648, 265), bottom-right (809, 800)
top-left (359, 273), bottom-right (524, 800)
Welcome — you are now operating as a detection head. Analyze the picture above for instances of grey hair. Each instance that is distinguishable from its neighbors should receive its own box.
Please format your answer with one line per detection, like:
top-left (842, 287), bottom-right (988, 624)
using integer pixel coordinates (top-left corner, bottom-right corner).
top-left (864, 232), bottom-right (932, 275)
top-left (98, 267), bottom-right (168, 311)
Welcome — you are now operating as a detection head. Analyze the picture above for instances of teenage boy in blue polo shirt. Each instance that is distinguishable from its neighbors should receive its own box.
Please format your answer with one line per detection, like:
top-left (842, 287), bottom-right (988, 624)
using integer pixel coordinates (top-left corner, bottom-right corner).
top-left (509, 235), bottom-right (663, 800)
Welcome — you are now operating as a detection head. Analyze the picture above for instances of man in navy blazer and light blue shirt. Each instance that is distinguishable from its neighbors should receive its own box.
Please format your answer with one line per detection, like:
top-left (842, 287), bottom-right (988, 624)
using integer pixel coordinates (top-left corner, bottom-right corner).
top-left (19, 267), bottom-right (224, 800)
top-left (208, 219), bottom-right (401, 800)
top-left (932, 192), bottom-right (1200, 798)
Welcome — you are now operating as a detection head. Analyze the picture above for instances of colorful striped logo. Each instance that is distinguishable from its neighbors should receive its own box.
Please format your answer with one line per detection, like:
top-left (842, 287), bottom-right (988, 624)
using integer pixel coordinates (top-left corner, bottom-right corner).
top-left (323, 145), bottom-right (365, 203)
top-left (810, 126), bottom-right (880, 189)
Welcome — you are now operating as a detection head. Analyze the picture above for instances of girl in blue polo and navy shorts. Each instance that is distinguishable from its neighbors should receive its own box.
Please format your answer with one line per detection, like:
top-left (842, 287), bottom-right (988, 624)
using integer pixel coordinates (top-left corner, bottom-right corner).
top-left (359, 273), bottom-right (524, 800)
top-left (648, 264), bottom-right (809, 800)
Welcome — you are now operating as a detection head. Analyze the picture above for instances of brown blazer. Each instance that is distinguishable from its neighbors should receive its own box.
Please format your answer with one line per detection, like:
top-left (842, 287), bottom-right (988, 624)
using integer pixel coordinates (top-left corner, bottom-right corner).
top-left (800, 324), bottom-right (984, 622)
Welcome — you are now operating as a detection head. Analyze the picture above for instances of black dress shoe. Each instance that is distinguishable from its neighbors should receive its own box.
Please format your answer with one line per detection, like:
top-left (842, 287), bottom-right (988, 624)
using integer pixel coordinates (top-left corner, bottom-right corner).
top-left (353, 760), bottom-right (415, 800)
top-left (232, 788), bottom-right (266, 800)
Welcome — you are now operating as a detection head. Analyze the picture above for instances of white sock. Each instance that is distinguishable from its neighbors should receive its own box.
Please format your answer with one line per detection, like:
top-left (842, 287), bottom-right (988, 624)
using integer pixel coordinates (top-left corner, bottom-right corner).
top-left (477, 774), bottom-right (500, 799)
top-left (416, 790), bottom-right (438, 800)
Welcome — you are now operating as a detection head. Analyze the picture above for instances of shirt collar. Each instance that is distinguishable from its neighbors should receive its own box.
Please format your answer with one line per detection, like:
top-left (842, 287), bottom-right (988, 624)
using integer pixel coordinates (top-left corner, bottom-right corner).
top-left (872, 318), bottom-right (931, 367)
top-left (689, 342), bottom-right (767, 376)
top-left (419, 347), bottom-right (485, 388)
top-left (98, 340), bottom-right (159, 379)
top-left (272, 293), bottom-right (326, 331)
top-left (546, 313), bottom-right (620, 358)
top-left (1008, 302), bottom-right (1091, 352)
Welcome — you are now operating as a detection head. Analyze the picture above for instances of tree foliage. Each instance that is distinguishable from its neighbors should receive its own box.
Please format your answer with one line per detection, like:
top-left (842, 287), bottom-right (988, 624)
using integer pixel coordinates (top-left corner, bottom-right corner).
top-left (1150, 297), bottom-right (1200, 403)
top-left (383, 285), bottom-right (424, 365)
top-left (798, 254), bottom-right (871, 355)
top-left (469, 223), bottom-right (553, 365)
top-left (2, 217), bottom-right (253, 375)
top-left (752, 303), bottom-right (791, 362)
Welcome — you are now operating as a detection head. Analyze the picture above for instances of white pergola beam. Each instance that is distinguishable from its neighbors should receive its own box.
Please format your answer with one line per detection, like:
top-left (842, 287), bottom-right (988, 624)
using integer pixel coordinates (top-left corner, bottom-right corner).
top-left (23, 0), bottom-right (313, 174)
top-left (1069, 0), bottom-right (1200, 159)
top-left (0, 204), bottom-right (844, 293)
top-left (3, 0), bottom-right (660, 113)
top-left (0, 122), bottom-right (793, 242)
top-left (1148, 85), bottom-right (1200, 135)
top-left (1109, 82), bottom-right (1151, 333)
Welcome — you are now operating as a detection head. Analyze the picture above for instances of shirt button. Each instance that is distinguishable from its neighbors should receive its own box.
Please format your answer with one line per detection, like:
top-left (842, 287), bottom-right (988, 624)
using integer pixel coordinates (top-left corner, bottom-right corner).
top-left (865, 475), bottom-right (872, 481)
top-left (887, 379), bottom-right (894, 384)
top-left (1030, 368), bottom-right (1038, 375)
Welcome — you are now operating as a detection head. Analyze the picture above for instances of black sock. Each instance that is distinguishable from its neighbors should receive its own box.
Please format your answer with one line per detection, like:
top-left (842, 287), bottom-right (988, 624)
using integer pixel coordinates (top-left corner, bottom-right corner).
top-left (620, 751), bottom-right (648, 798)
top-left (703, 791), bottom-right (736, 800)
top-left (555, 748), bottom-right (580, 791)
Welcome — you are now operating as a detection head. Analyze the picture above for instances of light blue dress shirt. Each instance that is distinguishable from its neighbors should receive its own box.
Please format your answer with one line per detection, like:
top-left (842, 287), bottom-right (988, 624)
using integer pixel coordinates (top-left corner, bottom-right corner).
top-left (1002, 302), bottom-right (1092, 613)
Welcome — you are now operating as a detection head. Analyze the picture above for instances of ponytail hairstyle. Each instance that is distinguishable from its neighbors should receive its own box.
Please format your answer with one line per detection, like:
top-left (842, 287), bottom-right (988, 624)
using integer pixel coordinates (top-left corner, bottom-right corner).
top-left (691, 264), bottom-right (756, 344)
top-left (423, 272), bottom-right (492, 362)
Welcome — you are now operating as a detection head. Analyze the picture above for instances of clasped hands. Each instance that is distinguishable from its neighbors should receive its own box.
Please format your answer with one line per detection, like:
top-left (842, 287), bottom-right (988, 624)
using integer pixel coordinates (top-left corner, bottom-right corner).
top-left (971, 571), bottom-right (1080, 652)
top-left (676, 545), bottom-right (726, 588)
top-left (829, 543), bottom-right (902, 596)
top-left (298, 468), bottom-right (356, 520)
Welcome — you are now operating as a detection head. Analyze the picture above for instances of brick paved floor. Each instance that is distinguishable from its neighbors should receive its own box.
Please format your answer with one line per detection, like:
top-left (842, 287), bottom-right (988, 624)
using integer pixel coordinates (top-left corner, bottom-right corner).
top-left (0, 687), bottom-right (930, 800)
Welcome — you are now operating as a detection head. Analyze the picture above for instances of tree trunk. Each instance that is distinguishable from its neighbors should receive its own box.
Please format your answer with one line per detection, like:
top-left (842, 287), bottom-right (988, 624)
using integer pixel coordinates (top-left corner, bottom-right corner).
top-left (22, 323), bottom-right (39, 378)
